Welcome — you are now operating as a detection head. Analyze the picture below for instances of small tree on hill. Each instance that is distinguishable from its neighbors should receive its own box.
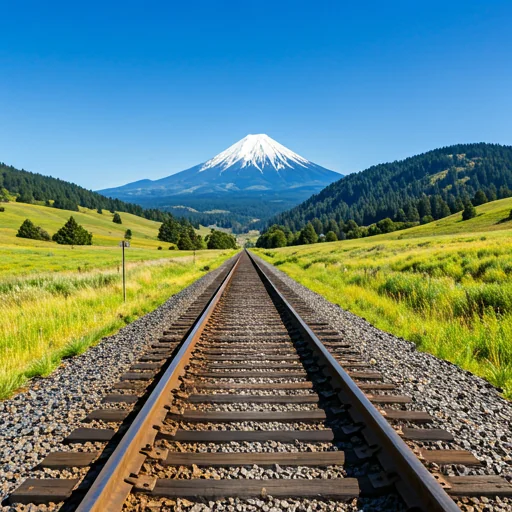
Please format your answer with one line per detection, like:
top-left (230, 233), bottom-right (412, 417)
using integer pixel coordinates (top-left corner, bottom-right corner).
top-left (462, 202), bottom-right (477, 221)
top-left (269, 229), bottom-right (287, 248)
top-left (177, 231), bottom-right (194, 250)
top-left (158, 218), bottom-right (181, 244)
top-left (205, 230), bottom-right (237, 249)
top-left (16, 219), bottom-right (51, 241)
top-left (473, 190), bottom-right (488, 206)
top-left (298, 222), bottom-right (318, 245)
top-left (124, 229), bottom-right (132, 240)
top-left (97, 207), bottom-right (103, 214)
top-left (52, 216), bottom-right (93, 245)
top-left (325, 231), bottom-right (338, 242)
top-left (113, 212), bottom-right (122, 224)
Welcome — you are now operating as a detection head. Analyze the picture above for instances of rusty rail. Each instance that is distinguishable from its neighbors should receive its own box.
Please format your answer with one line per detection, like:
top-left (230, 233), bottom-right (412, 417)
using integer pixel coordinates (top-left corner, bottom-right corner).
top-left (247, 250), bottom-right (459, 512)
top-left (75, 253), bottom-right (242, 511)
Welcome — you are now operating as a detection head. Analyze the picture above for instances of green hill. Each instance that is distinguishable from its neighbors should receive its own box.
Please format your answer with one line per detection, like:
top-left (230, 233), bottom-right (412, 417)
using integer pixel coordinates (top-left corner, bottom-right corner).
top-left (268, 142), bottom-right (512, 234)
top-left (255, 198), bottom-right (512, 398)
top-left (0, 201), bottom-right (213, 278)
top-left (0, 201), bottom-right (165, 248)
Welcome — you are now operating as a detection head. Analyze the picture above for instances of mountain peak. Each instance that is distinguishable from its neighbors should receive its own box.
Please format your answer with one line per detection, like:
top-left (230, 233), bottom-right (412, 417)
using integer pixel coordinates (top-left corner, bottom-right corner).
top-left (199, 133), bottom-right (310, 173)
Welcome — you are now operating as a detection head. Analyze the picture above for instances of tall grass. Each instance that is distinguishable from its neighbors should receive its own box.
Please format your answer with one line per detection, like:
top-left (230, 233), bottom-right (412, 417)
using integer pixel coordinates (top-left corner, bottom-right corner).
top-left (255, 233), bottom-right (512, 398)
top-left (0, 251), bottom-right (235, 398)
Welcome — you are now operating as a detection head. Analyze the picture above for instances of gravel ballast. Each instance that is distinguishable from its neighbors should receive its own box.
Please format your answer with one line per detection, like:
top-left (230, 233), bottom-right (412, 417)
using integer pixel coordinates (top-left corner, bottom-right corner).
top-left (2, 252), bottom-right (511, 511)
top-left (255, 254), bottom-right (512, 511)
top-left (0, 260), bottom-right (232, 507)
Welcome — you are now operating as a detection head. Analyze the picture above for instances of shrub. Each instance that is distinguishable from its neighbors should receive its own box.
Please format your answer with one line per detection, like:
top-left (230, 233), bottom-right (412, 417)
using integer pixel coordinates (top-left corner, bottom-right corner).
top-left (16, 219), bottom-right (51, 241)
top-left (124, 229), bottom-right (132, 240)
top-left (113, 212), bottom-right (122, 224)
top-left (158, 246), bottom-right (163, 250)
top-left (0, 206), bottom-right (5, 212)
top-left (52, 217), bottom-right (92, 245)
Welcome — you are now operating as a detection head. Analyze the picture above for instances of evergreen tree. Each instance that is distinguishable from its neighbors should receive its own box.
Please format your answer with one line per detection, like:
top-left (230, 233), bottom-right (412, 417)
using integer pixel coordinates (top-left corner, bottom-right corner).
top-left (462, 203), bottom-right (477, 221)
top-left (16, 219), bottom-right (50, 241)
top-left (473, 190), bottom-right (488, 206)
top-left (97, 207), bottom-right (103, 214)
top-left (298, 223), bottom-right (318, 244)
top-left (124, 229), bottom-right (132, 240)
top-left (52, 217), bottom-right (93, 245)
top-left (405, 204), bottom-right (420, 222)
top-left (158, 218), bottom-right (182, 244)
top-left (396, 209), bottom-right (407, 222)
top-left (177, 231), bottom-right (194, 250)
top-left (311, 218), bottom-right (323, 235)
top-left (113, 212), bottom-right (122, 224)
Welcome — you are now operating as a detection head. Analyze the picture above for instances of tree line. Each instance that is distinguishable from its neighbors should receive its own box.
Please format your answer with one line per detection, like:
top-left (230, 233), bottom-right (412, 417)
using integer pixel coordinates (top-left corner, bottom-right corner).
top-left (266, 143), bottom-right (512, 233)
top-left (257, 187), bottom-right (507, 248)
top-left (14, 211), bottom-right (237, 249)
top-left (0, 162), bottom-right (176, 223)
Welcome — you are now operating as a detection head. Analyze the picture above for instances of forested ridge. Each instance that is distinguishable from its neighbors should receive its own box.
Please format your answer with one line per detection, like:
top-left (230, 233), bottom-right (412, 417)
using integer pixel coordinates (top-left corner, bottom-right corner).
top-left (268, 143), bottom-right (512, 232)
top-left (0, 162), bottom-right (173, 222)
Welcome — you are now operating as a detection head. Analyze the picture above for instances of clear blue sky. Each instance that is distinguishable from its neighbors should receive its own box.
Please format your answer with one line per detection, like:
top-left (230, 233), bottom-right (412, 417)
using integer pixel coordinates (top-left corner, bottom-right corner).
top-left (1, 1), bottom-right (511, 189)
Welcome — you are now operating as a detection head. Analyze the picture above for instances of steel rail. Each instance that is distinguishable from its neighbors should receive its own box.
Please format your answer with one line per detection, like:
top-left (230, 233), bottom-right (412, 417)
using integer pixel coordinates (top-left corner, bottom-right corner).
top-left (247, 250), bottom-right (460, 512)
top-left (76, 252), bottom-right (243, 512)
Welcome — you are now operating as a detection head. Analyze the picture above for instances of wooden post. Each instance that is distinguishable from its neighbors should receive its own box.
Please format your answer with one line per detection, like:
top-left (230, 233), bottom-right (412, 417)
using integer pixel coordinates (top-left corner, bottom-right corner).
top-left (119, 241), bottom-right (130, 302)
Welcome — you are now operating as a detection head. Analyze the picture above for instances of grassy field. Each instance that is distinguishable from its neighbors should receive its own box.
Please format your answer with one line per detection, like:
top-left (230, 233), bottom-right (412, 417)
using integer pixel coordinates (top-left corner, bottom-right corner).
top-left (0, 202), bottom-right (213, 277)
top-left (254, 197), bottom-right (512, 399)
top-left (0, 201), bottom-right (167, 248)
top-left (0, 201), bottom-right (237, 398)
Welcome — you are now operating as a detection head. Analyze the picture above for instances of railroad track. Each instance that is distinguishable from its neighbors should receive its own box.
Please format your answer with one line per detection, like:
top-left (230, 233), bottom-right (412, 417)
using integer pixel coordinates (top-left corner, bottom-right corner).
top-left (7, 251), bottom-right (512, 511)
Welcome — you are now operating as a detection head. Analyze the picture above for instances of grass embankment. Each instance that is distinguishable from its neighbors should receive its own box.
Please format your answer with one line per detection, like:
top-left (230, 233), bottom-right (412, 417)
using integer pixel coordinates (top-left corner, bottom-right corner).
top-left (255, 197), bottom-right (512, 398)
top-left (0, 250), bottom-right (236, 398)
top-left (0, 201), bottom-right (237, 398)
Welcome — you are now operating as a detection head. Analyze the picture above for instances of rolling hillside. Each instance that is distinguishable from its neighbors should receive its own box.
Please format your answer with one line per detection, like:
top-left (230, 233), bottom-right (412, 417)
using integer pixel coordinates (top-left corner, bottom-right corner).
top-left (268, 142), bottom-right (512, 232)
top-left (254, 197), bottom-right (512, 398)
top-left (0, 201), bottom-right (165, 248)
top-left (0, 201), bottom-right (213, 278)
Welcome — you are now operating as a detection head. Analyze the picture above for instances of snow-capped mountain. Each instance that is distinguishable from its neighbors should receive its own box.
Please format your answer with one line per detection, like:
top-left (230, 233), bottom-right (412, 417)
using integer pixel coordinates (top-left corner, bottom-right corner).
top-left (99, 134), bottom-right (341, 217)
top-left (199, 134), bottom-right (311, 173)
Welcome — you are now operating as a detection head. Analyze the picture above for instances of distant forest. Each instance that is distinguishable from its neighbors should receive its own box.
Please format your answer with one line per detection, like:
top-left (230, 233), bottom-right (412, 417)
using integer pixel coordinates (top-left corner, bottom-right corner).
top-left (0, 162), bottom-right (177, 223)
top-left (268, 143), bottom-right (512, 232)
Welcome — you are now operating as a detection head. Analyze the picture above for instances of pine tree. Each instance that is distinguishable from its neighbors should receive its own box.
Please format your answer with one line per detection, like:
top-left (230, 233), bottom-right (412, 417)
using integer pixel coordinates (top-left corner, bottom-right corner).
top-left (462, 203), bottom-right (477, 221)
top-left (52, 217), bottom-right (93, 245)
top-left (113, 212), bottom-right (122, 224)
top-left (124, 229), bottom-right (132, 240)
top-left (16, 219), bottom-right (51, 241)
top-left (473, 190), bottom-right (488, 206)
top-left (298, 223), bottom-right (318, 244)
top-left (158, 218), bottom-right (182, 244)
top-left (177, 231), bottom-right (194, 250)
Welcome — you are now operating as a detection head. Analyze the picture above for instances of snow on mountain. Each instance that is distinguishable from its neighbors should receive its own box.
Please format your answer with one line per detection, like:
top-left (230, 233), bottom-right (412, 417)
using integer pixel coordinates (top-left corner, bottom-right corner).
top-left (199, 134), bottom-right (310, 173)
top-left (99, 134), bottom-right (342, 206)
